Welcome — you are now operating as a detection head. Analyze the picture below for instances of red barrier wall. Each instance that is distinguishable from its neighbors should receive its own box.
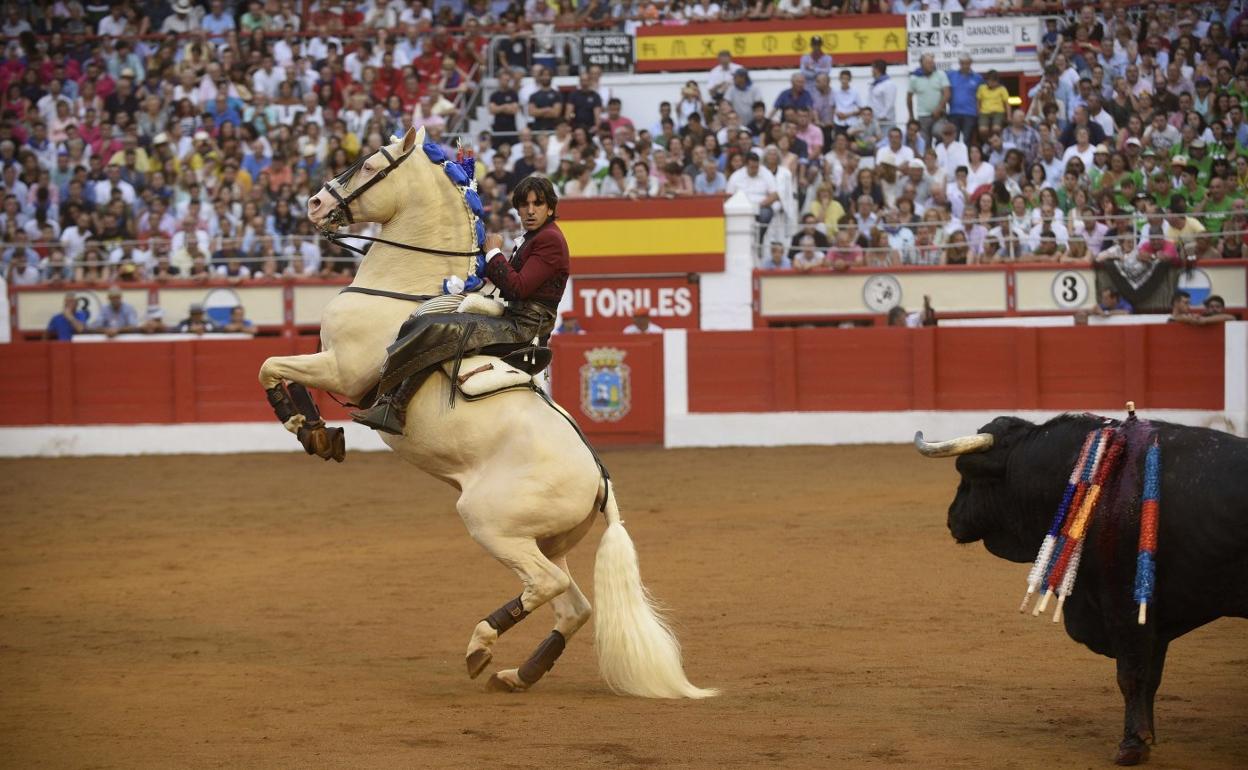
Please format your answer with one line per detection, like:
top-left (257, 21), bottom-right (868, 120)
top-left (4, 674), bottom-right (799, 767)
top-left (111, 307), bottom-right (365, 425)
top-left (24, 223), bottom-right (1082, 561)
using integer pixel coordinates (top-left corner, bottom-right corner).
top-left (686, 326), bottom-right (1225, 413)
top-left (0, 339), bottom-right (351, 426)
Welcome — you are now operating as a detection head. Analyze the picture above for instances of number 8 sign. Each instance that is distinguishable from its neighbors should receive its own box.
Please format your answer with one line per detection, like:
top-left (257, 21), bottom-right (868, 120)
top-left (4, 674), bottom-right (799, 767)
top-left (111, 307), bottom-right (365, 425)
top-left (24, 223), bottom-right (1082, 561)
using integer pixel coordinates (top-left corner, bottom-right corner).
top-left (1050, 270), bottom-right (1091, 309)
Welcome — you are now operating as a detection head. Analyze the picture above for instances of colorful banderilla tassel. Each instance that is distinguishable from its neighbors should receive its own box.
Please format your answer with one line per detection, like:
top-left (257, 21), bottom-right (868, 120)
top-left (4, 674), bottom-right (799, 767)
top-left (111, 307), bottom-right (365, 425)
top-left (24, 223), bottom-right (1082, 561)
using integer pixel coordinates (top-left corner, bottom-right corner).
top-left (1047, 433), bottom-right (1127, 623)
top-left (1034, 428), bottom-right (1111, 615)
top-left (1021, 429), bottom-right (1099, 613)
top-left (1134, 438), bottom-right (1161, 625)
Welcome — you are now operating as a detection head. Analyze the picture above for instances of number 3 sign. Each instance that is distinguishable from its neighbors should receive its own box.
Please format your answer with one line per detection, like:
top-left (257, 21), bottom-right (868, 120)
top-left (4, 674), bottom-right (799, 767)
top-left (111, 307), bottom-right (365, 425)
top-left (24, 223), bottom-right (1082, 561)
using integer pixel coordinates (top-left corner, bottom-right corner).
top-left (1050, 270), bottom-right (1091, 309)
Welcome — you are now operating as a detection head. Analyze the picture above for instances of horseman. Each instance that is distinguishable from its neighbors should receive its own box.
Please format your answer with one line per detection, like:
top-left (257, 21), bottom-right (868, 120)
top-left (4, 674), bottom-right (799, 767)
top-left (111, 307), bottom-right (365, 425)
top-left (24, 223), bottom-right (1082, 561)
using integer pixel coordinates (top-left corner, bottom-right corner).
top-left (352, 175), bottom-right (570, 435)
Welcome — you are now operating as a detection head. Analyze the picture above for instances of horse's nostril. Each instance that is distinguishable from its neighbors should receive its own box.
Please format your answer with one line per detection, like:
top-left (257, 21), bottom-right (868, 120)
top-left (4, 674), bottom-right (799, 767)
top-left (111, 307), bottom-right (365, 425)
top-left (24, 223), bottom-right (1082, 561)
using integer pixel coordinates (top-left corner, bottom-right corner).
top-left (309, 196), bottom-right (321, 210)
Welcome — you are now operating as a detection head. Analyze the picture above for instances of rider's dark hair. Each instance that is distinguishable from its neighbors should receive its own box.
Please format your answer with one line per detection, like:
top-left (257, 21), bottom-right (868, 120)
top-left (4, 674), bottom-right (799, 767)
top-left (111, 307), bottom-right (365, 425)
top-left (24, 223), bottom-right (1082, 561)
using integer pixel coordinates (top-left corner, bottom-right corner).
top-left (511, 175), bottom-right (558, 219)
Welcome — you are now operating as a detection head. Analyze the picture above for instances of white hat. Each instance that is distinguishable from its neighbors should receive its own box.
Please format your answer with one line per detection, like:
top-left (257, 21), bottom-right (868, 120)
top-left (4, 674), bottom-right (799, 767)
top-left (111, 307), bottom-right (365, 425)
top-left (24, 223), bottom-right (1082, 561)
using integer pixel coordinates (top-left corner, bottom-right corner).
top-left (877, 150), bottom-right (897, 167)
top-left (152, 132), bottom-right (169, 146)
top-left (171, 0), bottom-right (193, 13)
top-left (907, 159), bottom-right (925, 170)
top-left (193, 130), bottom-right (210, 142)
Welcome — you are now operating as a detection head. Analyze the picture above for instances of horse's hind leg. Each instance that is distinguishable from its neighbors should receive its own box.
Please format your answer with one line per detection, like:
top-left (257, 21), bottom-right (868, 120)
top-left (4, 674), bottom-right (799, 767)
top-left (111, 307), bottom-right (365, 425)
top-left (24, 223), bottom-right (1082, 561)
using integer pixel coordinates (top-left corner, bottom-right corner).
top-left (487, 557), bottom-right (592, 693)
top-left (464, 536), bottom-right (570, 683)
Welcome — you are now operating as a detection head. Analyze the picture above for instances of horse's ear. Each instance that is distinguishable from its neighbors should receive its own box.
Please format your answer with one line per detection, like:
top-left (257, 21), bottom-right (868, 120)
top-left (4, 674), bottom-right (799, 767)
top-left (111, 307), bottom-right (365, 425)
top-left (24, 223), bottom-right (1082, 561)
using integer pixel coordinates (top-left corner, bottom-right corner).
top-left (405, 126), bottom-right (423, 153)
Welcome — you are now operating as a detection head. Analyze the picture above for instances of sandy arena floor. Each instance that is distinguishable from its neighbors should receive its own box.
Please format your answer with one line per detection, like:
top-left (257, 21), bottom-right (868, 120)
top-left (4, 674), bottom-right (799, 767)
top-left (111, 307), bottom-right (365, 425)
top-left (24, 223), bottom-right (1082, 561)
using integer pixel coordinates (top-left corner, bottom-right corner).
top-left (0, 445), bottom-right (1244, 769)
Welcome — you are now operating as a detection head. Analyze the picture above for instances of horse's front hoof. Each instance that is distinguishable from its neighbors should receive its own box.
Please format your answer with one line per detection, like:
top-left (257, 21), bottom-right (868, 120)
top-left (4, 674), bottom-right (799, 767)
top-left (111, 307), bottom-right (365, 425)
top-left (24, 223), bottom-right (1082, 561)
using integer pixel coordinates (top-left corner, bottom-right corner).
top-left (466, 648), bottom-right (492, 679)
top-left (1115, 741), bottom-right (1150, 766)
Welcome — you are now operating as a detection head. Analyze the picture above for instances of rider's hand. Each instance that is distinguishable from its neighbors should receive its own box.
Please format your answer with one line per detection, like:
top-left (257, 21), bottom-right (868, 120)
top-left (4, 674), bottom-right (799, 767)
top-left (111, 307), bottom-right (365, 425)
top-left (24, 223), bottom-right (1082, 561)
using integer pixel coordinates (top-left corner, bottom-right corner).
top-left (483, 233), bottom-right (504, 254)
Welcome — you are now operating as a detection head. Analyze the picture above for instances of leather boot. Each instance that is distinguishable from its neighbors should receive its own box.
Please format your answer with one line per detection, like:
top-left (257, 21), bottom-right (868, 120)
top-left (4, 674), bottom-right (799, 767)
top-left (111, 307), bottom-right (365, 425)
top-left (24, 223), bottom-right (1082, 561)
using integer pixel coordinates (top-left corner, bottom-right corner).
top-left (351, 374), bottom-right (421, 435)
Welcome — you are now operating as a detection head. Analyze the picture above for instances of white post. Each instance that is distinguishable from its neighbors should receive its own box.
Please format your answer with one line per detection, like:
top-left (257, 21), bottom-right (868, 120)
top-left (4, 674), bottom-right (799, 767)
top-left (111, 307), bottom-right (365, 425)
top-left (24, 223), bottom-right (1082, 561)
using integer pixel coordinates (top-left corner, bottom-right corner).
top-left (0, 274), bottom-right (10, 343)
top-left (700, 191), bottom-right (756, 331)
top-left (1225, 321), bottom-right (1247, 436)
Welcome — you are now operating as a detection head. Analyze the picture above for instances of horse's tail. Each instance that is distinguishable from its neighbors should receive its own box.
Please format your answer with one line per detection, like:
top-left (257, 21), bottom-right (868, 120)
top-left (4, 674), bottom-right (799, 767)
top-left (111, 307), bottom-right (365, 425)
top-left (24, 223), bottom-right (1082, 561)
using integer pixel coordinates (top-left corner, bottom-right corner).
top-left (592, 485), bottom-right (718, 699)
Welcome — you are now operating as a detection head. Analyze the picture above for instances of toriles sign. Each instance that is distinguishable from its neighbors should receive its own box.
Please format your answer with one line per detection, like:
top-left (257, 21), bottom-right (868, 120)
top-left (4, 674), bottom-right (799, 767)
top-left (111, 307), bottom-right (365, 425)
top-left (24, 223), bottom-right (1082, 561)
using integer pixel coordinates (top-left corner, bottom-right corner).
top-left (572, 276), bottom-right (700, 332)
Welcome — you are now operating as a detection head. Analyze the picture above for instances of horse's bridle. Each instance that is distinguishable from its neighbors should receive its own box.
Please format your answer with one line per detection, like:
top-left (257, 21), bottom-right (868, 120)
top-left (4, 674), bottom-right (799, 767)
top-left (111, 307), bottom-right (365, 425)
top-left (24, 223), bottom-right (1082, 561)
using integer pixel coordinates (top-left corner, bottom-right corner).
top-left (317, 145), bottom-right (481, 260)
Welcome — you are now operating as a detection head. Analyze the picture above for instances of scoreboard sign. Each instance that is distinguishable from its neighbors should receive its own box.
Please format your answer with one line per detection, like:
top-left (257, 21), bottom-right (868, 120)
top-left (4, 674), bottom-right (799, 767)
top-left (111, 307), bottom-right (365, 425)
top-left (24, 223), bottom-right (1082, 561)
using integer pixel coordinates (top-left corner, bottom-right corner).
top-left (906, 12), bottom-right (1044, 71)
top-left (581, 33), bottom-right (633, 73)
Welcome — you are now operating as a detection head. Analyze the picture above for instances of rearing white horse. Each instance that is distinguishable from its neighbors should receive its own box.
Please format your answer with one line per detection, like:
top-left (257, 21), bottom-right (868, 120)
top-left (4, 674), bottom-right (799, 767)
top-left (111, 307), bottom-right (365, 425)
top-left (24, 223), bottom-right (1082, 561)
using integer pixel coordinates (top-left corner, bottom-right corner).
top-left (258, 126), bottom-right (714, 698)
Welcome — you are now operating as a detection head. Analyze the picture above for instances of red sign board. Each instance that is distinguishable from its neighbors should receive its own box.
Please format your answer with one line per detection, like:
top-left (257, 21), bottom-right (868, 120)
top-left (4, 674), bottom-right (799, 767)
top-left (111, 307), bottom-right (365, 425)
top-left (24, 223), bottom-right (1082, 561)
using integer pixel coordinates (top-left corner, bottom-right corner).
top-left (571, 276), bottom-right (700, 333)
top-left (550, 334), bottom-right (664, 446)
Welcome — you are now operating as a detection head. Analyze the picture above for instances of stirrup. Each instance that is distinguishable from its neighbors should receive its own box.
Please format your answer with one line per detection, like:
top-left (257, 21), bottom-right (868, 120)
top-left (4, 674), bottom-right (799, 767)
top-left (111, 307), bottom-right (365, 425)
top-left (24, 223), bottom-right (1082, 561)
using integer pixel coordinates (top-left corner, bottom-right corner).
top-left (350, 395), bottom-right (406, 435)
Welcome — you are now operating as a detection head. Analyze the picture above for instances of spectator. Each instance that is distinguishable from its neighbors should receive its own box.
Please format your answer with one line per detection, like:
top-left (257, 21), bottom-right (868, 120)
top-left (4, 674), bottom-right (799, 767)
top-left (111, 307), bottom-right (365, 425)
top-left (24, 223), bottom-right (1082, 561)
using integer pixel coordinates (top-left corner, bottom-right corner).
top-left (622, 308), bottom-right (662, 334)
top-left (789, 213), bottom-right (830, 260)
top-left (976, 70), bottom-right (1009, 139)
top-left (6, 251), bottom-right (41, 286)
top-left (1203, 295), bottom-right (1232, 318)
top-left (177, 303), bottom-right (217, 335)
top-left (694, 158), bottom-right (726, 195)
top-left (707, 51), bottom-right (742, 103)
top-left (565, 72), bottom-right (603, 133)
top-left (759, 240), bottom-right (792, 270)
top-left (1092, 287), bottom-right (1133, 317)
top-left (726, 69), bottom-right (762, 129)
top-left (1170, 290), bottom-right (1235, 325)
top-left (946, 55), bottom-right (983, 144)
top-left (554, 313), bottom-right (586, 335)
top-left (93, 285), bottom-right (140, 337)
top-left (799, 36), bottom-right (832, 82)
top-left (771, 73), bottom-right (812, 123)
top-left (45, 292), bottom-right (88, 340)
top-left (222, 306), bottom-right (256, 335)
top-left (140, 305), bottom-right (167, 334)
top-left (792, 234), bottom-right (824, 271)
top-left (527, 67), bottom-right (562, 133)
top-left (934, 123), bottom-right (969, 179)
top-left (830, 70), bottom-right (863, 137)
top-left (488, 69), bottom-right (521, 148)
top-left (868, 59), bottom-right (898, 130)
top-left (907, 54), bottom-right (950, 142)
top-left (726, 151), bottom-right (779, 245)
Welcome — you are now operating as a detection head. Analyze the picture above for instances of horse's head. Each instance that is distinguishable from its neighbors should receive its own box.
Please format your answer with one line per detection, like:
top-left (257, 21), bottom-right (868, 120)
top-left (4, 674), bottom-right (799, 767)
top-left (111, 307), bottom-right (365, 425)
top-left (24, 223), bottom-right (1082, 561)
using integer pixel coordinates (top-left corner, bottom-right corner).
top-left (307, 126), bottom-right (424, 230)
top-left (307, 125), bottom-right (485, 260)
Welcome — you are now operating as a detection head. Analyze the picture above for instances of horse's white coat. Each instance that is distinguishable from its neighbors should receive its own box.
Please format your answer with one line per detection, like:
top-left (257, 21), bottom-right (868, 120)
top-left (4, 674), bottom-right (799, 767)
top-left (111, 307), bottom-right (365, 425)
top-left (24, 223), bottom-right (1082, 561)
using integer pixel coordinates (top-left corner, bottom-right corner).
top-left (259, 127), bottom-right (713, 698)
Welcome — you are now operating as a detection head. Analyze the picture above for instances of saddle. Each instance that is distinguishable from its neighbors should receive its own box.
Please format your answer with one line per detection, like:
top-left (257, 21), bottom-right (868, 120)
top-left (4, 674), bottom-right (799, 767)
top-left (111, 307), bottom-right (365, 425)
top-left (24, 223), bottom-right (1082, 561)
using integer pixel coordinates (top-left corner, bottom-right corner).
top-left (441, 345), bottom-right (553, 401)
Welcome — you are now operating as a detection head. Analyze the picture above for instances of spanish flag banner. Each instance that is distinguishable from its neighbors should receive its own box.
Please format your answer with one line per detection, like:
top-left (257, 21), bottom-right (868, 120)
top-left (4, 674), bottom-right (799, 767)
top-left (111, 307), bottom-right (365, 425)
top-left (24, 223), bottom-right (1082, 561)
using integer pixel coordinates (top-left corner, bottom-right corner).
top-left (634, 15), bottom-right (906, 73)
top-left (560, 196), bottom-right (725, 275)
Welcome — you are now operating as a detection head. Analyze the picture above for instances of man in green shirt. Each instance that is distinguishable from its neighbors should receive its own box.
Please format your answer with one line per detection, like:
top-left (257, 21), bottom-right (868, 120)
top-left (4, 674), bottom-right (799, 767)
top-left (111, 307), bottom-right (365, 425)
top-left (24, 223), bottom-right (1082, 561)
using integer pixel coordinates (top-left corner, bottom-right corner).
top-left (1175, 165), bottom-right (1206, 208)
top-left (907, 54), bottom-right (950, 143)
top-left (1187, 140), bottom-right (1214, 183)
top-left (1197, 175), bottom-right (1237, 234)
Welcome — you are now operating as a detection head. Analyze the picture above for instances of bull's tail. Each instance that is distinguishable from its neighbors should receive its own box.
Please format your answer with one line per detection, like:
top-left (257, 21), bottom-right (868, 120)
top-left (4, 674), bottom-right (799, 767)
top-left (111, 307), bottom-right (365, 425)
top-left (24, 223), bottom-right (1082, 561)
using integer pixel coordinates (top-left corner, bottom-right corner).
top-left (592, 487), bottom-right (717, 699)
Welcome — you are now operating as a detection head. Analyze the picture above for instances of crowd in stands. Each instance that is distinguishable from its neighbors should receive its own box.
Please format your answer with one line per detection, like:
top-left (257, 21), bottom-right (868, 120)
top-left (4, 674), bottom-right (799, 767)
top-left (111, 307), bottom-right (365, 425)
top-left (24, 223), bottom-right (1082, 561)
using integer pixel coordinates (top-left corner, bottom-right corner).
top-left (0, 0), bottom-right (1246, 326)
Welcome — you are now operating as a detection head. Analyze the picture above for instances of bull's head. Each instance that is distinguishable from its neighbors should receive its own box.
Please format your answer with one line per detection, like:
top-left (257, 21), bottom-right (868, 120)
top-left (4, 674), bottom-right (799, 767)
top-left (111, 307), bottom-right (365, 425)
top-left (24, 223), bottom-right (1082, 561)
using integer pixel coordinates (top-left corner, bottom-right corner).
top-left (916, 417), bottom-right (1043, 563)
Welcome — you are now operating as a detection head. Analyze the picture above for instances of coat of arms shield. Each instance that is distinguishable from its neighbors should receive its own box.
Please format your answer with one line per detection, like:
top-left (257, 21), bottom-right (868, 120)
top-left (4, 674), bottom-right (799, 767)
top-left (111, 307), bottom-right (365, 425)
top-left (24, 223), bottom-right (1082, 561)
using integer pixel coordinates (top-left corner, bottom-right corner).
top-left (579, 347), bottom-right (631, 422)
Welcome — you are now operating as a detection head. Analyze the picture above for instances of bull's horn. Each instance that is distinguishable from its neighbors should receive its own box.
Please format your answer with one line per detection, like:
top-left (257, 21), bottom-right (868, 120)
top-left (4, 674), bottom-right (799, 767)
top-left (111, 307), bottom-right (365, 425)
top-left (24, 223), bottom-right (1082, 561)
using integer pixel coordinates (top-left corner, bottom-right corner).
top-left (913, 431), bottom-right (995, 458)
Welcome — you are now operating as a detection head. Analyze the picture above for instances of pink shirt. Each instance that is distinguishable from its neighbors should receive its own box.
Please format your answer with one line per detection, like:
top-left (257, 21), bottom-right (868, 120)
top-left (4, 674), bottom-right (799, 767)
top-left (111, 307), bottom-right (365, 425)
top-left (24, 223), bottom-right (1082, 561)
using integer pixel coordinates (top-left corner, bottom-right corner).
top-left (1138, 238), bottom-right (1179, 263)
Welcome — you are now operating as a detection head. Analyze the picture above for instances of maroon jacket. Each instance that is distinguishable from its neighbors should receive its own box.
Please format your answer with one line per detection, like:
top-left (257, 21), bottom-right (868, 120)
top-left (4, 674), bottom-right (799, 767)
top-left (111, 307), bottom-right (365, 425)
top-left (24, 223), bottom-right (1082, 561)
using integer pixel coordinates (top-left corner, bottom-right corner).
top-left (484, 220), bottom-right (569, 308)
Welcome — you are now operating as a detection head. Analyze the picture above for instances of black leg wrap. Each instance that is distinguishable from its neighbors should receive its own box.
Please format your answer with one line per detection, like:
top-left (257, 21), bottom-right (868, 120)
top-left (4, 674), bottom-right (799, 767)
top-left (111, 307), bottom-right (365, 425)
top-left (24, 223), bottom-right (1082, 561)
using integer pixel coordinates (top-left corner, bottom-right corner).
top-left (265, 385), bottom-right (297, 424)
top-left (286, 383), bottom-right (322, 421)
top-left (517, 631), bottom-right (566, 685)
top-left (484, 595), bottom-right (529, 635)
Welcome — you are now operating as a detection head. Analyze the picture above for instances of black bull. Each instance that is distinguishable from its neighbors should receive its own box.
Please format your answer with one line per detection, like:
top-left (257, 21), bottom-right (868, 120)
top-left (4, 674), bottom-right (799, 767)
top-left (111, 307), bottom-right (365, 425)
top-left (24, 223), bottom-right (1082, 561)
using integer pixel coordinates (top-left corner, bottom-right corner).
top-left (921, 414), bottom-right (1247, 766)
